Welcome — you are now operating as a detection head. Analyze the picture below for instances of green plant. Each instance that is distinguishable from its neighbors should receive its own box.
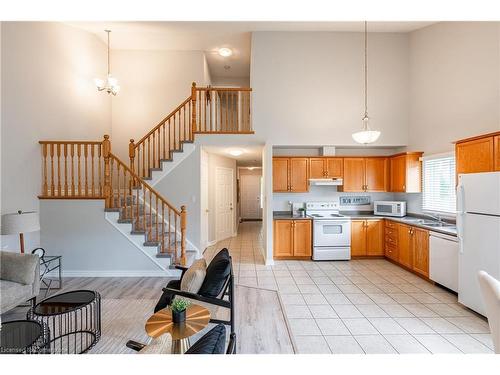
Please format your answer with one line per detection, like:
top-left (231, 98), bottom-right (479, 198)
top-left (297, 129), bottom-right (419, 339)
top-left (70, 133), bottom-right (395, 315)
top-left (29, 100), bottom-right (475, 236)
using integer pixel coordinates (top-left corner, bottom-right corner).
top-left (170, 298), bottom-right (190, 313)
top-left (297, 208), bottom-right (305, 211)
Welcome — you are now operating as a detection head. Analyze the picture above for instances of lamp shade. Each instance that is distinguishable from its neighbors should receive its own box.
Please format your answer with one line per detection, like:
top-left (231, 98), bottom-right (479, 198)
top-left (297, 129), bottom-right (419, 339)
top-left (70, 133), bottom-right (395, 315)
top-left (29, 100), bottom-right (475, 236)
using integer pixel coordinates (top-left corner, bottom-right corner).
top-left (1, 211), bottom-right (40, 235)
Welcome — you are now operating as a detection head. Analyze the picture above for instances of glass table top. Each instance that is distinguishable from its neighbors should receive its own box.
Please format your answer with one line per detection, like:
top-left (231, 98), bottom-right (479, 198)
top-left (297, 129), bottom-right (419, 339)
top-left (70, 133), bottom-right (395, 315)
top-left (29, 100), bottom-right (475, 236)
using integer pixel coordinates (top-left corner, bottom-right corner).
top-left (34, 290), bottom-right (97, 315)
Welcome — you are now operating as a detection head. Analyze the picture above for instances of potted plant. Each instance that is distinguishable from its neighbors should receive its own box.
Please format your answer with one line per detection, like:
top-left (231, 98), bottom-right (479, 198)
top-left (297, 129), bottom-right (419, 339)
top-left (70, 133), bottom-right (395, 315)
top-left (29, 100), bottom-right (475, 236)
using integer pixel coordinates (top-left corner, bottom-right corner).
top-left (170, 298), bottom-right (190, 323)
top-left (297, 207), bottom-right (306, 217)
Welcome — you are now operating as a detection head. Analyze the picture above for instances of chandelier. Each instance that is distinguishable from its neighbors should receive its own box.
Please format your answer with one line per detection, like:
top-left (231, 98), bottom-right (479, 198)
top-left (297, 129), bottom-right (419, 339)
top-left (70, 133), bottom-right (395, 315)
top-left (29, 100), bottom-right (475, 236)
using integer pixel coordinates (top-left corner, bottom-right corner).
top-left (94, 30), bottom-right (120, 96)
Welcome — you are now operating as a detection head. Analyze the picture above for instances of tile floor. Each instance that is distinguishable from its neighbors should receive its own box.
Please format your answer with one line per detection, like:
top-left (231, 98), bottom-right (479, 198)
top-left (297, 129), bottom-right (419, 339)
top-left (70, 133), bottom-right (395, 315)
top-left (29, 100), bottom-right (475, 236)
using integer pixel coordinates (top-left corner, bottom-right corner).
top-left (204, 222), bottom-right (494, 354)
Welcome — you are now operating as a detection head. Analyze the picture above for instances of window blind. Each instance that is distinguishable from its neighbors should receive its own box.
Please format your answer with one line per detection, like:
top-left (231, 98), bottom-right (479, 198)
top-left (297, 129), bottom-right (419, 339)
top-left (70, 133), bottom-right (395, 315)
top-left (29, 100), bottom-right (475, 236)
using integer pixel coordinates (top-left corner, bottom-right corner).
top-left (422, 155), bottom-right (456, 214)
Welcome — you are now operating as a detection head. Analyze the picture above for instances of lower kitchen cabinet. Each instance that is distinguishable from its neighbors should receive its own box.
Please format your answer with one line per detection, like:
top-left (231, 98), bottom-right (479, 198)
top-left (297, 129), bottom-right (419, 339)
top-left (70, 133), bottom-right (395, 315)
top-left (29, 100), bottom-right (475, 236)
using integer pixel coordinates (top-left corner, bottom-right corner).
top-left (351, 219), bottom-right (384, 257)
top-left (389, 222), bottom-right (430, 278)
top-left (273, 219), bottom-right (312, 259)
top-left (412, 227), bottom-right (430, 277)
top-left (397, 223), bottom-right (413, 268)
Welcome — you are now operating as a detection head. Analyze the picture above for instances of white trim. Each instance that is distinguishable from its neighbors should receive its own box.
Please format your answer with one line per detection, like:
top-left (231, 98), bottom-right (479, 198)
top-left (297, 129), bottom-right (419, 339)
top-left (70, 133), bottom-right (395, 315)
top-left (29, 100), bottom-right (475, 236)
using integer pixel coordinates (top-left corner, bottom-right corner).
top-left (421, 151), bottom-right (455, 161)
top-left (53, 270), bottom-right (181, 277)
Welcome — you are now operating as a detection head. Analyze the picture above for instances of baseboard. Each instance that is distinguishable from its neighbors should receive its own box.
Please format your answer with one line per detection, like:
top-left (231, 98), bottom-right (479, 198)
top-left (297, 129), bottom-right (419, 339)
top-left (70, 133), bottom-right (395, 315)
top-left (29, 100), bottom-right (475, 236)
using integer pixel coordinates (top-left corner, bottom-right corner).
top-left (54, 270), bottom-right (180, 277)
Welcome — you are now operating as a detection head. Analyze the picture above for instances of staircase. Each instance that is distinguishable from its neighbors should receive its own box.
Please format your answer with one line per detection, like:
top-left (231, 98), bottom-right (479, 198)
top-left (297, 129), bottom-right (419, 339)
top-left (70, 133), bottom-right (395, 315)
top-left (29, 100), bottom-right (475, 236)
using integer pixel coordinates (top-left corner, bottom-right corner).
top-left (38, 82), bottom-right (253, 273)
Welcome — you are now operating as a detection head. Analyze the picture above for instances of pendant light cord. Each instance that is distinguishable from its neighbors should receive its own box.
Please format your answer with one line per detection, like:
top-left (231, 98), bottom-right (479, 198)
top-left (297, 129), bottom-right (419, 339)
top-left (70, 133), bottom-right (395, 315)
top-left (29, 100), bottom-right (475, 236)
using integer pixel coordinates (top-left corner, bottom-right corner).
top-left (106, 30), bottom-right (111, 76)
top-left (364, 21), bottom-right (368, 119)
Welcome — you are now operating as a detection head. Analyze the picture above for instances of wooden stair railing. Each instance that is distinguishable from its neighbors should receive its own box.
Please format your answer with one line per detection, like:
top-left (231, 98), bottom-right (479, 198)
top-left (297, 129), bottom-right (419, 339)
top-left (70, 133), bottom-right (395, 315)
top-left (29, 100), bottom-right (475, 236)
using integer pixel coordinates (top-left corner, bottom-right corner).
top-left (39, 135), bottom-right (187, 266)
top-left (129, 82), bottom-right (253, 179)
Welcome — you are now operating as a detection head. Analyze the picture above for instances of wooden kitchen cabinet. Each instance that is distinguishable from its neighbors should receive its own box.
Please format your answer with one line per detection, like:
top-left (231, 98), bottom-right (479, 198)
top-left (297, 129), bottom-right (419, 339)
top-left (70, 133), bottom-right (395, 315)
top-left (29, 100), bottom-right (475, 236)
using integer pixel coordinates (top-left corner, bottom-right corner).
top-left (495, 135), bottom-right (500, 171)
top-left (389, 153), bottom-right (423, 193)
top-left (412, 227), bottom-right (430, 277)
top-left (342, 158), bottom-right (387, 192)
top-left (456, 136), bottom-right (494, 175)
top-left (384, 220), bottom-right (399, 261)
top-left (351, 219), bottom-right (384, 257)
top-left (272, 157), bottom-right (309, 193)
top-left (273, 219), bottom-right (312, 259)
top-left (397, 223), bottom-right (413, 268)
top-left (309, 157), bottom-right (343, 179)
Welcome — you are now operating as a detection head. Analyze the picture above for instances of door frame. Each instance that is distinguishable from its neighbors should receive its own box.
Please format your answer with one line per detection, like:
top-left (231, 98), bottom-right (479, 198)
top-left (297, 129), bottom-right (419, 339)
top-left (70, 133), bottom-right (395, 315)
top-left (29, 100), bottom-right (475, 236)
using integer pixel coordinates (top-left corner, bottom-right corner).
top-left (215, 166), bottom-right (235, 242)
top-left (200, 149), bottom-right (209, 251)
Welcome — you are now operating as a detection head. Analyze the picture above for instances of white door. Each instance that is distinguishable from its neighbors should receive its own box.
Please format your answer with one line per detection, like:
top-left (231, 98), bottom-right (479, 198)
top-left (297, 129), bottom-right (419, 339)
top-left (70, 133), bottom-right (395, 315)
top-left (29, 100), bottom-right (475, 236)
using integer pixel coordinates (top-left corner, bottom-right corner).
top-left (240, 174), bottom-right (262, 219)
top-left (200, 150), bottom-right (209, 250)
top-left (216, 167), bottom-right (234, 241)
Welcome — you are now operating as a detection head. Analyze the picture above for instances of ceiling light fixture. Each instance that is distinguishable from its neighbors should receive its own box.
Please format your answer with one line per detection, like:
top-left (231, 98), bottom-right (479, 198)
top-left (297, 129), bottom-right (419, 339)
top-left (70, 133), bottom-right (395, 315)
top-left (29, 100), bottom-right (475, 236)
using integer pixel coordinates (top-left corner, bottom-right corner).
top-left (218, 47), bottom-right (233, 57)
top-left (228, 149), bottom-right (243, 156)
top-left (94, 30), bottom-right (120, 96)
top-left (352, 21), bottom-right (381, 145)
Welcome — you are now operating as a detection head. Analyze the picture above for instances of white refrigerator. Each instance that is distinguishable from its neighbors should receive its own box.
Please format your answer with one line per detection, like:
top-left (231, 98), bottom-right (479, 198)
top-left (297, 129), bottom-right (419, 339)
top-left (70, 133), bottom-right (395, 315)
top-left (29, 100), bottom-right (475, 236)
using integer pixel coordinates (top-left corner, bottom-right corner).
top-left (457, 172), bottom-right (500, 316)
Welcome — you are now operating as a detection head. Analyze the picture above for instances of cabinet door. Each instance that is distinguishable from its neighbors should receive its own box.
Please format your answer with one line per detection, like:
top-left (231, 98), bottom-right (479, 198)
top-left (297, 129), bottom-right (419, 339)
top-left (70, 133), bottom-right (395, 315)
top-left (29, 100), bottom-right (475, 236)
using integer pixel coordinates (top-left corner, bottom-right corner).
top-left (309, 158), bottom-right (326, 179)
top-left (343, 158), bottom-right (365, 192)
top-left (412, 228), bottom-right (429, 277)
top-left (390, 155), bottom-right (406, 192)
top-left (494, 135), bottom-right (500, 171)
top-left (351, 220), bottom-right (367, 256)
top-left (456, 137), bottom-right (494, 174)
top-left (273, 220), bottom-right (293, 257)
top-left (289, 158), bottom-right (309, 192)
top-left (397, 224), bottom-right (412, 268)
top-left (293, 220), bottom-right (312, 257)
top-left (273, 158), bottom-right (289, 192)
top-left (326, 158), bottom-right (343, 178)
top-left (366, 220), bottom-right (384, 256)
top-left (365, 158), bottom-right (388, 192)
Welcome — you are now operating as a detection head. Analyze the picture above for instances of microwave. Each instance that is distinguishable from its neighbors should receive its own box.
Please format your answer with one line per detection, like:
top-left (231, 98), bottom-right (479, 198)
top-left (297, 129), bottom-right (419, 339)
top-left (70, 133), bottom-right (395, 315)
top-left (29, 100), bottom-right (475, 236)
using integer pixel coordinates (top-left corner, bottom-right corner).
top-left (373, 201), bottom-right (407, 217)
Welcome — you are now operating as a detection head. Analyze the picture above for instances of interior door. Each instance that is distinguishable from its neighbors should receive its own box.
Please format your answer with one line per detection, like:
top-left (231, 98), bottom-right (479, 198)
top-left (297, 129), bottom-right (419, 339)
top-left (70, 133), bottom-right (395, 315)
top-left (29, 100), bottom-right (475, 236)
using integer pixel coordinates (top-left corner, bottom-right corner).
top-left (200, 150), bottom-right (209, 249)
top-left (216, 167), bottom-right (234, 241)
top-left (240, 174), bottom-right (262, 219)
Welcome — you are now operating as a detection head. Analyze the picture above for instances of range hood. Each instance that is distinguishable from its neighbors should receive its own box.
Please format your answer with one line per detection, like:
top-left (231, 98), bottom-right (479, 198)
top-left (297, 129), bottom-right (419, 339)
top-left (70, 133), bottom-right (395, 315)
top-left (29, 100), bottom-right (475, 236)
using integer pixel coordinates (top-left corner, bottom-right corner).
top-left (309, 178), bottom-right (343, 186)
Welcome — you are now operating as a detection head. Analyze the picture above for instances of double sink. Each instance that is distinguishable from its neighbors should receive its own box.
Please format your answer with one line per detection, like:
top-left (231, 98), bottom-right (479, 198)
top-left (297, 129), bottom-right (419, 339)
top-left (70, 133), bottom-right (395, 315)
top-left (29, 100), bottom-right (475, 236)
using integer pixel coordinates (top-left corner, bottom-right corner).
top-left (399, 217), bottom-right (456, 229)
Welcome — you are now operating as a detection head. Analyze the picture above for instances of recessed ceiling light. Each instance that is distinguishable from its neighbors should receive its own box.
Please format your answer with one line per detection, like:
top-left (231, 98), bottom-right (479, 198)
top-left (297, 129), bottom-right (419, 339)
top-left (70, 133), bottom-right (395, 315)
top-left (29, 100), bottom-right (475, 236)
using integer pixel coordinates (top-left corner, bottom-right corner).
top-left (228, 149), bottom-right (243, 156)
top-left (218, 47), bottom-right (233, 57)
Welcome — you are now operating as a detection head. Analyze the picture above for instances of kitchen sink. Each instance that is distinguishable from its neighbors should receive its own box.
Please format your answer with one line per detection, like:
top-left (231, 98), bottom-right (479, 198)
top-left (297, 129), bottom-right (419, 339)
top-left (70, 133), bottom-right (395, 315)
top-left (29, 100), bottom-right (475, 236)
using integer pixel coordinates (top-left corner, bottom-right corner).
top-left (423, 222), bottom-right (455, 228)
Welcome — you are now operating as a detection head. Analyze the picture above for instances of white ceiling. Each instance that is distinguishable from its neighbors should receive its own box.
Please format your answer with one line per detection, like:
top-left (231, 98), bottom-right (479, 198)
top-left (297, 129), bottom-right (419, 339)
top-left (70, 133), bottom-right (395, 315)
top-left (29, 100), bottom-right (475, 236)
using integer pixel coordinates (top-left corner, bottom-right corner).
top-left (68, 21), bottom-right (436, 81)
top-left (203, 145), bottom-right (263, 167)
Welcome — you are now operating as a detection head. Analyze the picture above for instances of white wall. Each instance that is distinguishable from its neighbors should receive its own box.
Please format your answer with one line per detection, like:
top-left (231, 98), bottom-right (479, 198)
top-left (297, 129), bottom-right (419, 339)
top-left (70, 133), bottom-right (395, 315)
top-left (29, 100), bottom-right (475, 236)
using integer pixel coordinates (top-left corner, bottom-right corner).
top-left (110, 50), bottom-right (210, 159)
top-left (1, 22), bottom-right (111, 251)
top-left (408, 22), bottom-right (500, 154)
top-left (251, 31), bottom-right (409, 146)
top-left (211, 76), bottom-right (250, 87)
top-left (40, 200), bottom-right (164, 275)
top-left (207, 152), bottom-right (238, 243)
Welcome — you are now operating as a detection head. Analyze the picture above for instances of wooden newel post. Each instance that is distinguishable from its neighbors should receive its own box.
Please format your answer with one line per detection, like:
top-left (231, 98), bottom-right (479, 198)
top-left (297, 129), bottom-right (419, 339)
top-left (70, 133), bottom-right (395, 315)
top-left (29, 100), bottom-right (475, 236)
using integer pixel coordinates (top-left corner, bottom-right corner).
top-left (180, 205), bottom-right (187, 266)
top-left (191, 82), bottom-right (197, 133)
top-left (102, 135), bottom-right (112, 208)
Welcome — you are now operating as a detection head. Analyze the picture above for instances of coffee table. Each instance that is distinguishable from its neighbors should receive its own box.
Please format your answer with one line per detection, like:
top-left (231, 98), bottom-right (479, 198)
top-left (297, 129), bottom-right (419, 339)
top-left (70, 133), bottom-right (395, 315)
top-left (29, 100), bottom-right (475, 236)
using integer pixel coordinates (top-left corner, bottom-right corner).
top-left (0, 320), bottom-right (50, 354)
top-left (145, 304), bottom-right (211, 354)
top-left (28, 290), bottom-right (101, 354)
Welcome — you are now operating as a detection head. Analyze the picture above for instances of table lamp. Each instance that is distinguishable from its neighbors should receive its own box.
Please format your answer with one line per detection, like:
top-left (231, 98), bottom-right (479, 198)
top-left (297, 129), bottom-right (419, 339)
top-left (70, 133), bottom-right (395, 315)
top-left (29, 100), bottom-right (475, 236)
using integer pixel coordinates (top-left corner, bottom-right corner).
top-left (1, 211), bottom-right (40, 253)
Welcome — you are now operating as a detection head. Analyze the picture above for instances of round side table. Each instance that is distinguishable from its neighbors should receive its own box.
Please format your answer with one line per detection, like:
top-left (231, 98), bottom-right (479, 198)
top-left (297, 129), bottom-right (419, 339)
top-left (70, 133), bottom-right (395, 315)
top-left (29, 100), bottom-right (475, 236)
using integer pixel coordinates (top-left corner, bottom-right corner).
top-left (0, 320), bottom-right (50, 354)
top-left (28, 290), bottom-right (101, 354)
top-left (145, 304), bottom-right (211, 354)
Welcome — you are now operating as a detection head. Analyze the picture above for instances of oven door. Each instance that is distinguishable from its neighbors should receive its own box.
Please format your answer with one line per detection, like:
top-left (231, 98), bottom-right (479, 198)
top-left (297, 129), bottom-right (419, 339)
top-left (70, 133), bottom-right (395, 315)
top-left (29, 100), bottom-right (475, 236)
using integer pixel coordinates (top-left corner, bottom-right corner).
top-left (313, 220), bottom-right (351, 247)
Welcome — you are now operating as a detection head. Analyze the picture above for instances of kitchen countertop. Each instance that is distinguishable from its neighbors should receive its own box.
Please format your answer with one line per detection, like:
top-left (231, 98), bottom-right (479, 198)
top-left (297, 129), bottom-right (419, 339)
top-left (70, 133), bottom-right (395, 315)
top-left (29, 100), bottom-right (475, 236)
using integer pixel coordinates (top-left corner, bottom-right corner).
top-left (273, 210), bottom-right (457, 237)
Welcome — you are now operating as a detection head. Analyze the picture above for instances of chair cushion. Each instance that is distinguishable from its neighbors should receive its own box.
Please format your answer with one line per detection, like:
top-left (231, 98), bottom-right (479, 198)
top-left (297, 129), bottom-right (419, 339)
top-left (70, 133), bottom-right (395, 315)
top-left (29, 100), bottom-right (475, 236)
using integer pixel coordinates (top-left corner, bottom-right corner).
top-left (180, 258), bottom-right (207, 293)
top-left (185, 324), bottom-right (226, 354)
top-left (198, 249), bottom-right (231, 298)
top-left (0, 280), bottom-right (33, 313)
top-left (0, 251), bottom-right (38, 285)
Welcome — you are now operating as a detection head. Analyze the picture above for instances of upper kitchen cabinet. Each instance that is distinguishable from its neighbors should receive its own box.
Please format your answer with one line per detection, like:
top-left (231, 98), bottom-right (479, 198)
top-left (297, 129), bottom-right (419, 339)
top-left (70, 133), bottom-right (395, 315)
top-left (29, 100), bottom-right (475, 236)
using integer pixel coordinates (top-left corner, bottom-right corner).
top-left (310, 157), bottom-right (343, 179)
top-left (341, 157), bottom-right (387, 192)
top-left (389, 152), bottom-right (423, 193)
top-left (272, 157), bottom-right (309, 193)
top-left (455, 132), bottom-right (500, 175)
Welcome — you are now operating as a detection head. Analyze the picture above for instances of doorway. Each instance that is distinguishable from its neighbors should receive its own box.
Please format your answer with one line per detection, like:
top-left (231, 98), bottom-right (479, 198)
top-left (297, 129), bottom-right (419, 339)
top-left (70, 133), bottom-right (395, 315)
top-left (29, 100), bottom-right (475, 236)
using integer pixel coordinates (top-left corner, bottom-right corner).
top-left (215, 166), bottom-right (234, 241)
top-left (239, 171), bottom-right (263, 220)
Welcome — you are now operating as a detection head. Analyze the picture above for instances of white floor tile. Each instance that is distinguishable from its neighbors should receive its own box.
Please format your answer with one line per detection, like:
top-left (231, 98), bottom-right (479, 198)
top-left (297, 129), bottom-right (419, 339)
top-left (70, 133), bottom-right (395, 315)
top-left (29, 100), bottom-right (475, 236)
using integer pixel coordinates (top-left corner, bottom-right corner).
top-left (280, 293), bottom-right (306, 306)
top-left (470, 334), bottom-right (495, 351)
top-left (308, 305), bottom-right (339, 319)
top-left (285, 305), bottom-right (312, 319)
top-left (354, 335), bottom-right (397, 354)
top-left (332, 304), bottom-right (364, 318)
top-left (380, 304), bottom-right (414, 318)
top-left (325, 335), bottom-right (364, 354)
top-left (445, 317), bottom-right (490, 334)
top-left (316, 284), bottom-right (342, 294)
top-left (344, 293), bottom-right (374, 305)
top-left (338, 284), bottom-right (364, 294)
top-left (342, 318), bottom-right (379, 335)
top-left (419, 317), bottom-right (464, 334)
top-left (294, 336), bottom-right (332, 354)
top-left (394, 318), bottom-right (435, 334)
top-left (355, 304), bottom-right (389, 318)
top-left (368, 317), bottom-right (407, 334)
top-left (288, 318), bottom-right (321, 336)
top-left (413, 334), bottom-right (461, 354)
top-left (297, 284), bottom-right (321, 294)
top-left (324, 293), bottom-right (352, 305)
top-left (315, 319), bottom-right (350, 335)
top-left (441, 334), bottom-right (493, 353)
top-left (303, 294), bottom-right (329, 305)
top-left (400, 303), bottom-right (439, 317)
top-left (384, 335), bottom-right (429, 353)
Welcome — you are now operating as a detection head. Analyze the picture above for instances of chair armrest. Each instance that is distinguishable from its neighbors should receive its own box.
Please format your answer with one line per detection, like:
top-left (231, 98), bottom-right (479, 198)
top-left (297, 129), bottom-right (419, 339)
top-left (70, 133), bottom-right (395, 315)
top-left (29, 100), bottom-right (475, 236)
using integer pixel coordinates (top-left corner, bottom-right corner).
top-left (226, 333), bottom-right (236, 354)
top-left (175, 265), bottom-right (189, 281)
top-left (162, 287), bottom-right (231, 308)
top-left (126, 340), bottom-right (146, 352)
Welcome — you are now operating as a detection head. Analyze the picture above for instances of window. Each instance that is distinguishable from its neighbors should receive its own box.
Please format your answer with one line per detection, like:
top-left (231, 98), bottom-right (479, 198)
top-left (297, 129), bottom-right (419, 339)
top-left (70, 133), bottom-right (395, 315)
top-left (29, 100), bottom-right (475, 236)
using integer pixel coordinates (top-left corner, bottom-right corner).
top-left (422, 154), bottom-right (456, 214)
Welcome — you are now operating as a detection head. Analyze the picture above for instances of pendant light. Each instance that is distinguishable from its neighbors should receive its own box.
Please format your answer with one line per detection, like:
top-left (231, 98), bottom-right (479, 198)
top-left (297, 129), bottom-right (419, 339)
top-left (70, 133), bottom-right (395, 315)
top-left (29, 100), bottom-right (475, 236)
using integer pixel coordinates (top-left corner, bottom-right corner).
top-left (94, 30), bottom-right (120, 96)
top-left (352, 21), bottom-right (381, 144)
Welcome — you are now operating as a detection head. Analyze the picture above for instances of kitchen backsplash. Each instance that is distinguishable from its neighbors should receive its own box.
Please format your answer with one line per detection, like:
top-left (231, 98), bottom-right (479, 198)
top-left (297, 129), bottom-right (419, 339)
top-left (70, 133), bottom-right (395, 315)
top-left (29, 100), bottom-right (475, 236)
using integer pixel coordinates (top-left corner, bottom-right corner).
top-left (272, 187), bottom-right (395, 211)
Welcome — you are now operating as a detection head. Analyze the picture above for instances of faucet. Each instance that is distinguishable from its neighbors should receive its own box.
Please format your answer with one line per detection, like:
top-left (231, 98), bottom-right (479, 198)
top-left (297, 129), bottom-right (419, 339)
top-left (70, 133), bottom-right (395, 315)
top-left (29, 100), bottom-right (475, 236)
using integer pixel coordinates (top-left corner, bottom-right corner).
top-left (426, 213), bottom-right (444, 223)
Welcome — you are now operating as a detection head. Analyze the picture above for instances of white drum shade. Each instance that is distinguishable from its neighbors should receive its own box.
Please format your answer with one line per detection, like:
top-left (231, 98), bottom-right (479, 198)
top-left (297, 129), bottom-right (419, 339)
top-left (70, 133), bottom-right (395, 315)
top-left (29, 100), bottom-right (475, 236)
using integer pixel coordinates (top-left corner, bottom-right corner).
top-left (1, 211), bottom-right (40, 235)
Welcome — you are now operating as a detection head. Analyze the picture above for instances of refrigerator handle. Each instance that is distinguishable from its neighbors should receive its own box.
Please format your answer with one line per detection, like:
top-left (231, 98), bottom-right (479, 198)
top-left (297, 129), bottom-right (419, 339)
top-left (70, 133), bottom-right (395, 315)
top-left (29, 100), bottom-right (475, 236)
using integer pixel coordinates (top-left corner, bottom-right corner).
top-left (457, 182), bottom-right (465, 253)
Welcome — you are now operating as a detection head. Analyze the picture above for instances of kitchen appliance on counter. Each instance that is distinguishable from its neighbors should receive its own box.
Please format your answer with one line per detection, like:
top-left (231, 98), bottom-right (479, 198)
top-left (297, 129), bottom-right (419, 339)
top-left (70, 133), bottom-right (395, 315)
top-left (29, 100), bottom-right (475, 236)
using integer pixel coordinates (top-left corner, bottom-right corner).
top-left (373, 201), bottom-right (407, 217)
top-left (306, 201), bottom-right (351, 261)
top-left (457, 172), bottom-right (500, 316)
top-left (429, 231), bottom-right (459, 292)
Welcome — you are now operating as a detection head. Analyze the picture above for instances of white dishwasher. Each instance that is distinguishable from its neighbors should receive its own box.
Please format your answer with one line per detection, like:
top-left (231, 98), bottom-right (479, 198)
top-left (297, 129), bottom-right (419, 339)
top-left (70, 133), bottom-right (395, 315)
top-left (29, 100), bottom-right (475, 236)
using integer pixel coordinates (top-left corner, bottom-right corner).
top-left (429, 231), bottom-right (459, 292)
